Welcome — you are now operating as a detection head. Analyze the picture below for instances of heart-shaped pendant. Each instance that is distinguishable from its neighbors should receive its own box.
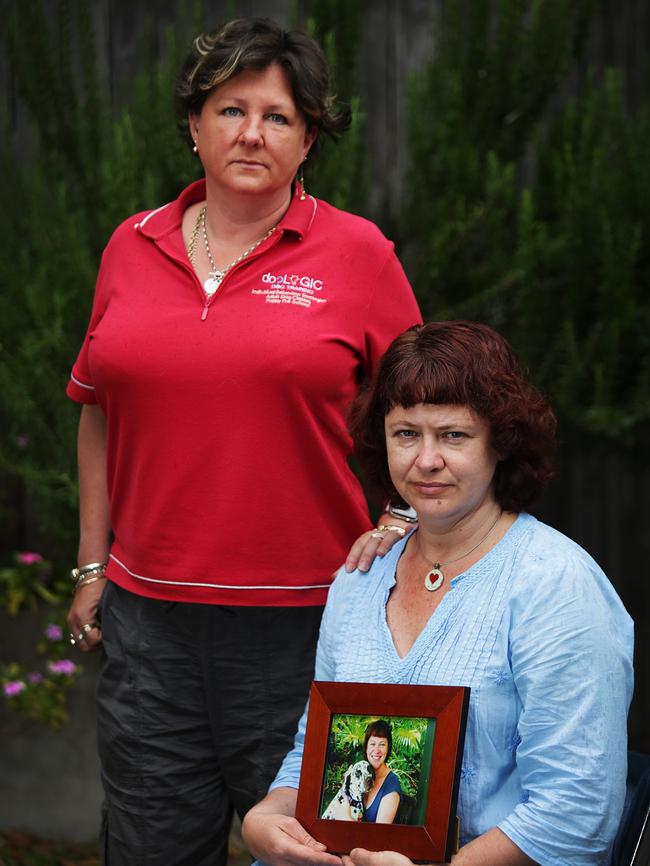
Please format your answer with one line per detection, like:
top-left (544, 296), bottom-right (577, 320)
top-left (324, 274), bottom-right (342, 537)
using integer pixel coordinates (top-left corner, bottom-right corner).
top-left (424, 567), bottom-right (444, 592)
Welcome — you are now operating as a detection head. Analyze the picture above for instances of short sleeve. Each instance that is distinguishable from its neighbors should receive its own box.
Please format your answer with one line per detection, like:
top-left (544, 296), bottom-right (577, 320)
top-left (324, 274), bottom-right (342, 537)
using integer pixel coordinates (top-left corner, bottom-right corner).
top-left (383, 772), bottom-right (402, 797)
top-left (66, 250), bottom-right (112, 404)
top-left (363, 246), bottom-right (421, 376)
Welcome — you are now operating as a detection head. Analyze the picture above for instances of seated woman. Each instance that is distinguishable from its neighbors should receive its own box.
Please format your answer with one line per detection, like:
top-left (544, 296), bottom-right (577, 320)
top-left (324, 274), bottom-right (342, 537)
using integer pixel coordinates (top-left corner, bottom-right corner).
top-left (242, 321), bottom-right (634, 866)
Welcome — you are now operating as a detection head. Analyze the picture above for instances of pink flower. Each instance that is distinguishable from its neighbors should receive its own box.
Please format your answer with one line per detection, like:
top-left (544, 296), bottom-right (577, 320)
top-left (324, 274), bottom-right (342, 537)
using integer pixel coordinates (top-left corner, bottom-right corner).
top-left (17, 552), bottom-right (43, 565)
top-left (3, 681), bottom-right (26, 697)
top-left (45, 623), bottom-right (63, 641)
top-left (27, 672), bottom-right (43, 685)
top-left (47, 659), bottom-right (77, 676)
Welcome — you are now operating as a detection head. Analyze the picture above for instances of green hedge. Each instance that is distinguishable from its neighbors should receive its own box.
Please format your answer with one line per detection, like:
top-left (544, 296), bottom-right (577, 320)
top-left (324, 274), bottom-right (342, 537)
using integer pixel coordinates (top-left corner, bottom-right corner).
top-left (403, 0), bottom-right (650, 445)
top-left (0, 0), bottom-right (365, 562)
top-left (1, 0), bottom-right (648, 566)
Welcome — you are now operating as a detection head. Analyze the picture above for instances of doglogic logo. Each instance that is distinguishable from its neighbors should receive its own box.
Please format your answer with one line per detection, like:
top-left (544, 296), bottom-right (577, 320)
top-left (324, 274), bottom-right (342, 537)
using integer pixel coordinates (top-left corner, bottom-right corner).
top-left (252, 272), bottom-right (328, 308)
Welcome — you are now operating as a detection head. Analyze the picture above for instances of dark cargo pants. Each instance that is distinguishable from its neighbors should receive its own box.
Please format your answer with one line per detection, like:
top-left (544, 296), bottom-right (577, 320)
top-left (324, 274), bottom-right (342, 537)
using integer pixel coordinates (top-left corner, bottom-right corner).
top-left (96, 581), bottom-right (323, 866)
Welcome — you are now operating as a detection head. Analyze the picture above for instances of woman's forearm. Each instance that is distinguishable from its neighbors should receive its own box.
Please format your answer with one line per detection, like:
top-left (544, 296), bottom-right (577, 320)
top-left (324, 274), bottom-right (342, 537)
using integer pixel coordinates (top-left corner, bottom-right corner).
top-left (77, 404), bottom-right (111, 563)
top-left (344, 828), bottom-right (537, 866)
top-left (67, 404), bottom-right (111, 652)
top-left (246, 786), bottom-right (299, 818)
top-left (451, 828), bottom-right (537, 866)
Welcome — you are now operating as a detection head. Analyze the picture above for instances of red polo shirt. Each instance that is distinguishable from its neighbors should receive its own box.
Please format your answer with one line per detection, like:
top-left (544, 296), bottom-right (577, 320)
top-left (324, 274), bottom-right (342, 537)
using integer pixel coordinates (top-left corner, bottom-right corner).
top-left (67, 180), bottom-right (421, 605)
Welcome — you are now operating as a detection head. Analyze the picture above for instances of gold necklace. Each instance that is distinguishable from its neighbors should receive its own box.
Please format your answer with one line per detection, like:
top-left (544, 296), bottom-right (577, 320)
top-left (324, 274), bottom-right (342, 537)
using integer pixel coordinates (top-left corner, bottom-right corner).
top-left (420, 510), bottom-right (503, 592)
top-left (189, 206), bottom-right (278, 297)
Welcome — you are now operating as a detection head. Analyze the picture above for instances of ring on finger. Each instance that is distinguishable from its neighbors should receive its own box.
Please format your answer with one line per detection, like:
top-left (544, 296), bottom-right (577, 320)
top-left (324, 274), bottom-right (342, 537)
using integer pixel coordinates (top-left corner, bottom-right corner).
top-left (377, 524), bottom-right (407, 537)
top-left (370, 530), bottom-right (386, 539)
top-left (82, 623), bottom-right (95, 635)
top-left (69, 633), bottom-right (77, 646)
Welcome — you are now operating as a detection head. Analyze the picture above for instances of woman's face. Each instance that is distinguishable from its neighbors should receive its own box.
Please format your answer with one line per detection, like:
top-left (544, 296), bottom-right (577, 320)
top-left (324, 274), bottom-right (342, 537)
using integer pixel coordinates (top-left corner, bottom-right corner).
top-left (190, 64), bottom-right (316, 202)
top-left (384, 403), bottom-right (499, 527)
top-left (366, 735), bottom-right (389, 770)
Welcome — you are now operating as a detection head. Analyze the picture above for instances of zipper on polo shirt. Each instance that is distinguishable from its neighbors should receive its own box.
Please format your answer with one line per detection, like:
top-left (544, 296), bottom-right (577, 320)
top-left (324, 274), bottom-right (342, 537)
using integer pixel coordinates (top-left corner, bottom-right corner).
top-left (198, 228), bottom-right (284, 321)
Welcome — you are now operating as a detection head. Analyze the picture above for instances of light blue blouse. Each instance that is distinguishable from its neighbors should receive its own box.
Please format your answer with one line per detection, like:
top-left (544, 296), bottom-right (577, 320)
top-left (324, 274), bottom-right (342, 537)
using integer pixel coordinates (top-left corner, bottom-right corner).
top-left (271, 514), bottom-right (634, 866)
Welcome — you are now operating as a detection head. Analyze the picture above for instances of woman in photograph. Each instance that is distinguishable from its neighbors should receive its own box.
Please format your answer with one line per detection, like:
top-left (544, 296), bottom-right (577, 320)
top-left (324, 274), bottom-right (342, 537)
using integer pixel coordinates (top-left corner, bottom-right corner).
top-left (242, 321), bottom-right (633, 866)
top-left (64, 16), bottom-right (419, 866)
top-left (361, 720), bottom-right (402, 824)
top-left (322, 719), bottom-right (402, 824)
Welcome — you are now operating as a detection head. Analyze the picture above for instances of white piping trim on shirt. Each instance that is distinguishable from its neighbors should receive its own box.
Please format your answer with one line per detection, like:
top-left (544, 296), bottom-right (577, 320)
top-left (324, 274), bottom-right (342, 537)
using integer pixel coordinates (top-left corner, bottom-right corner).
top-left (306, 196), bottom-right (318, 233)
top-left (134, 201), bottom-right (172, 230)
top-left (109, 553), bottom-right (331, 591)
top-left (70, 373), bottom-right (95, 391)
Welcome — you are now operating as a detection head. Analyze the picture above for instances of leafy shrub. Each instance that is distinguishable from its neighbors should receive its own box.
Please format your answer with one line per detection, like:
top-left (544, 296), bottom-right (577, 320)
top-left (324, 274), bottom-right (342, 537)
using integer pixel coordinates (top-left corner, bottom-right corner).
top-left (404, 0), bottom-right (650, 446)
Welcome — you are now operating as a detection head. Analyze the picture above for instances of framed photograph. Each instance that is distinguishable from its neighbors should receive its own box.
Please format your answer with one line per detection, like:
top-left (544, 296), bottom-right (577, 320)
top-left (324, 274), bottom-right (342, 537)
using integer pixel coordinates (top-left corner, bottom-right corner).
top-left (295, 681), bottom-right (470, 864)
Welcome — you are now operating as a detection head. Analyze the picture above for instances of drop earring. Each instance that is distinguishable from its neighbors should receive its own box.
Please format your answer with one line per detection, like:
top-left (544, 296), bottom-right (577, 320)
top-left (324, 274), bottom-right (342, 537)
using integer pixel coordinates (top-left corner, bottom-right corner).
top-left (299, 157), bottom-right (307, 200)
top-left (193, 127), bottom-right (199, 154)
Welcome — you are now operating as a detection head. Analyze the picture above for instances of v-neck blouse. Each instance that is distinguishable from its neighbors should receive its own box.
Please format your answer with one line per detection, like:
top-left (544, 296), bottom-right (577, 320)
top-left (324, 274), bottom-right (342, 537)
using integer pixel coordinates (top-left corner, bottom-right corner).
top-left (272, 514), bottom-right (633, 866)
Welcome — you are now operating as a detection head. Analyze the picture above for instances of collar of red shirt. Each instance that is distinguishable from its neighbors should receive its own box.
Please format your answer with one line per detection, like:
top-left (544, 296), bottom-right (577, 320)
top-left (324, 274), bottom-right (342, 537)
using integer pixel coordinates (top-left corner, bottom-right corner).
top-left (134, 178), bottom-right (317, 243)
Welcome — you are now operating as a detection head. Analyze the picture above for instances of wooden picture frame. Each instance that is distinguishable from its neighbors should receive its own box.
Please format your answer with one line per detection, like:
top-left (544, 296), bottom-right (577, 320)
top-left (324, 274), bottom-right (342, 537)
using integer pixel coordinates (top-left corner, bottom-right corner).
top-left (295, 681), bottom-right (470, 864)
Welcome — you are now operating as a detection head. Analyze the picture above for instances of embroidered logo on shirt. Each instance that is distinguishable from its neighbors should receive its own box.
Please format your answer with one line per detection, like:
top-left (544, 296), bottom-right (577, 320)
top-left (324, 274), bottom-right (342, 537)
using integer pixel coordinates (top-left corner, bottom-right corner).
top-left (251, 271), bottom-right (328, 309)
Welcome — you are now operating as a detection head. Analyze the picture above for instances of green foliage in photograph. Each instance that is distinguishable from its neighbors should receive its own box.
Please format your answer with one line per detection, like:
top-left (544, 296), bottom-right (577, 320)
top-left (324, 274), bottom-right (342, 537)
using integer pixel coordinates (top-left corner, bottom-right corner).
top-left (321, 713), bottom-right (429, 805)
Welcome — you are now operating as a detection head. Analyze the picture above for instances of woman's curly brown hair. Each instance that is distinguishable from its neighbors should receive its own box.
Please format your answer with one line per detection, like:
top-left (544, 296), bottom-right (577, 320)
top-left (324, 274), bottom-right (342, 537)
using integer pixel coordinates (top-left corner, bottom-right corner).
top-left (348, 321), bottom-right (557, 513)
top-left (174, 17), bottom-right (351, 153)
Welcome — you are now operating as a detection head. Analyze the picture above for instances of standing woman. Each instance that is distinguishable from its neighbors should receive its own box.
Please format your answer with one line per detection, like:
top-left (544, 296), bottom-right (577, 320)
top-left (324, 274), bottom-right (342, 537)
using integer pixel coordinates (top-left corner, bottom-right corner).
top-left (65, 18), bottom-right (420, 866)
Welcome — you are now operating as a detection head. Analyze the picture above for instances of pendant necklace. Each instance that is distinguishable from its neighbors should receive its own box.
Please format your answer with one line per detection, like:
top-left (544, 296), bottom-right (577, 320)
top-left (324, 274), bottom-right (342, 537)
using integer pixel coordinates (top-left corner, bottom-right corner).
top-left (421, 510), bottom-right (503, 592)
top-left (187, 206), bottom-right (278, 297)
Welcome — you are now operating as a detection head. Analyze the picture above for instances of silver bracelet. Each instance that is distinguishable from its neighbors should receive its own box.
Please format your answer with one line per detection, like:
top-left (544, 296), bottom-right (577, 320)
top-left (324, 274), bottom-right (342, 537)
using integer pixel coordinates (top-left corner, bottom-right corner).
top-left (70, 561), bottom-right (107, 583)
top-left (73, 574), bottom-right (107, 595)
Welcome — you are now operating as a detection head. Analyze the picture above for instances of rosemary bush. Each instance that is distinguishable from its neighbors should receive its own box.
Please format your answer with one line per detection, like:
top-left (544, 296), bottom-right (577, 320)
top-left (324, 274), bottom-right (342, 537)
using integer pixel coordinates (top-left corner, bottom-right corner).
top-left (0, 0), bottom-right (365, 724)
top-left (0, 0), bottom-right (365, 566)
top-left (403, 0), bottom-right (650, 446)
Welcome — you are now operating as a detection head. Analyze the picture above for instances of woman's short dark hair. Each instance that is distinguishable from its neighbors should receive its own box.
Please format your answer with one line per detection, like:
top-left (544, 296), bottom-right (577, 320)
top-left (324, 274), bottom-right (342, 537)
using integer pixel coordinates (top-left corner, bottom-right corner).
top-left (363, 719), bottom-right (393, 760)
top-left (174, 17), bottom-right (350, 152)
top-left (348, 321), bottom-right (557, 513)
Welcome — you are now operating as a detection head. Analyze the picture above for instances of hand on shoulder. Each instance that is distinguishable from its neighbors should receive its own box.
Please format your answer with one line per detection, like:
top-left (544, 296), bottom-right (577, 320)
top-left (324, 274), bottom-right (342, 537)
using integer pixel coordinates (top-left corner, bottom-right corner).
top-left (345, 518), bottom-right (414, 574)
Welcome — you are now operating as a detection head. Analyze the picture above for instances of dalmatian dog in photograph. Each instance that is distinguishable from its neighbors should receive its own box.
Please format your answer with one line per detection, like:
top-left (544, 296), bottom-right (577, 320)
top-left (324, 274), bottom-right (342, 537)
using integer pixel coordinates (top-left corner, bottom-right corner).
top-left (321, 760), bottom-right (374, 821)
